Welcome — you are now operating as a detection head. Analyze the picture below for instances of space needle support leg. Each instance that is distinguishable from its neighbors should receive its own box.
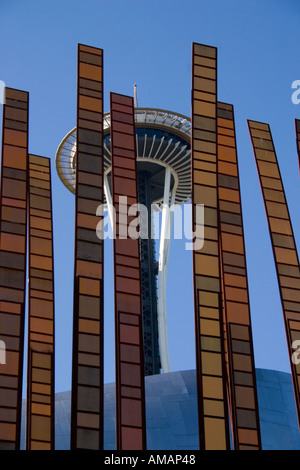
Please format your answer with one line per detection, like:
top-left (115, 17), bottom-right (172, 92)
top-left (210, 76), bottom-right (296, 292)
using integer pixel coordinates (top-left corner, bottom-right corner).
top-left (165, 188), bottom-right (176, 269)
top-left (104, 173), bottom-right (114, 234)
top-left (157, 166), bottom-right (172, 373)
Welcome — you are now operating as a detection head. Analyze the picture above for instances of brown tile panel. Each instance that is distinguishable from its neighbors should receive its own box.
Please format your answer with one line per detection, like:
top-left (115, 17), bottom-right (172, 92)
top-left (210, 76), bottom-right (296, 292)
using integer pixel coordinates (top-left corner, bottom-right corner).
top-left (26, 155), bottom-right (54, 450)
top-left (248, 119), bottom-right (300, 427)
top-left (0, 88), bottom-right (28, 449)
top-left (191, 43), bottom-right (230, 450)
top-left (110, 92), bottom-right (146, 450)
top-left (218, 105), bottom-right (261, 449)
top-left (71, 44), bottom-right (104, 450)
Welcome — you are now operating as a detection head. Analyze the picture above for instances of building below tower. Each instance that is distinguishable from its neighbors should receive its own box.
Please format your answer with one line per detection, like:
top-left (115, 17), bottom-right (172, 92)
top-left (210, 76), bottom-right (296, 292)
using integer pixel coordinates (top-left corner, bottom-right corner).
top-left (20, 368), bottom-right (300, 450)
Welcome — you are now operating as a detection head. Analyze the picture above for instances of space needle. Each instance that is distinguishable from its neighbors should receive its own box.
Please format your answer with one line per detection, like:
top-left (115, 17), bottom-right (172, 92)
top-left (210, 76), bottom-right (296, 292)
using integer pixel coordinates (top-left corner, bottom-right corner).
top-left (55, 86), bottom-right (191, 376)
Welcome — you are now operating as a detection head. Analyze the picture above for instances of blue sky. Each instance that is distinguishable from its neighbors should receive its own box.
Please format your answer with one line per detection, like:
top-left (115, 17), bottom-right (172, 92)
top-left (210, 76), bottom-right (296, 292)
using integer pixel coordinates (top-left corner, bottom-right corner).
top-left (0, 0), bottom-right (299, 392)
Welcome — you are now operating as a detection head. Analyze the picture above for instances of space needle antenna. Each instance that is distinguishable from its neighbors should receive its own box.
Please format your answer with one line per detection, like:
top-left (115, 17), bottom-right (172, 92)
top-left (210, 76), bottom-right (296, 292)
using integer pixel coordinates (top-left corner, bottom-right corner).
top-left (134, 83), bottom-right (138, 108)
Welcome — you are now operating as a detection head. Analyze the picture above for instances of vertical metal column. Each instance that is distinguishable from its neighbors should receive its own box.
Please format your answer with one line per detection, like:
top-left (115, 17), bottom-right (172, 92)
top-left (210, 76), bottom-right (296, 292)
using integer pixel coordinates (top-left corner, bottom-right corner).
top-left (191, 43), bottom-right (230, 450)
top-left (110, 92), bottom-right (146, 450)
top-left (217, 104), bottom-right (261, 449)
top-left (0, 87), bottom-right (29, 450)
top-left (71, 44), bottom-right (104, 450)
top-left (27, 155), bottom-right (55, 450)
top-left (248, 120), bottom-right (300, 427)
